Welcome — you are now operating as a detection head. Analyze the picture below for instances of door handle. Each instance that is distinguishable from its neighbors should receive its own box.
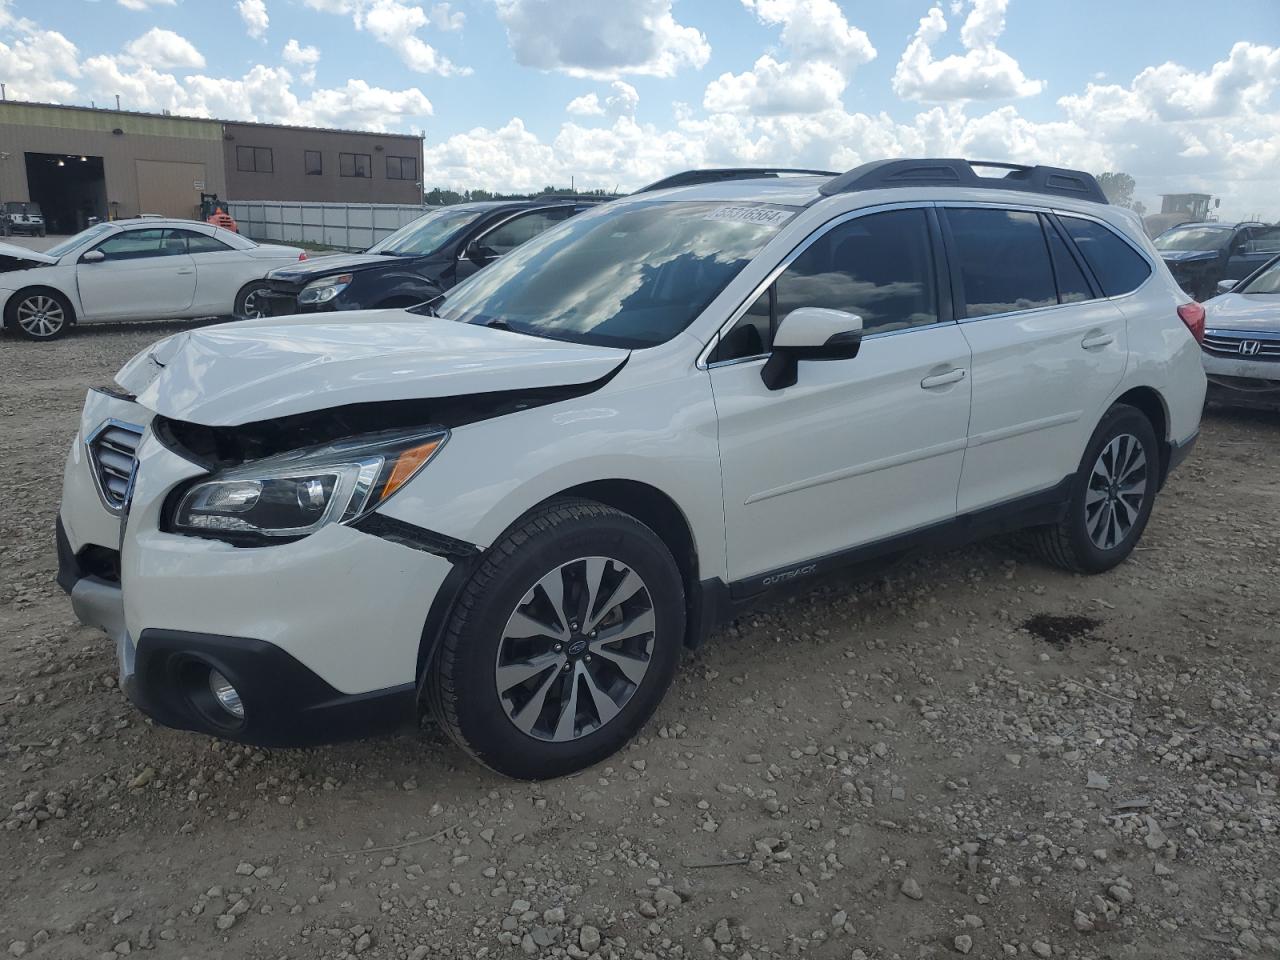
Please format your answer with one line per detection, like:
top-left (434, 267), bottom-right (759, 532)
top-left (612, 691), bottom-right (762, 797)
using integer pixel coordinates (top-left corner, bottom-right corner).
top-left (920, 368), bottom-right (966, 389)
top-left (176, 268), bottom-right (195, 275)
top-left (1081, 332), bottom-right (1114, 349)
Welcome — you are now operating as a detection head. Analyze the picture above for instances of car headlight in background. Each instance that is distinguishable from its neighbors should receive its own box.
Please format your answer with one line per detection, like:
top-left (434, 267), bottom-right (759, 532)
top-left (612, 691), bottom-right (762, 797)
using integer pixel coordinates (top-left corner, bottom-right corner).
top-left (170, 429), bottom-right (446, 544)
top-left (297, 273), bottom-right (353, 305)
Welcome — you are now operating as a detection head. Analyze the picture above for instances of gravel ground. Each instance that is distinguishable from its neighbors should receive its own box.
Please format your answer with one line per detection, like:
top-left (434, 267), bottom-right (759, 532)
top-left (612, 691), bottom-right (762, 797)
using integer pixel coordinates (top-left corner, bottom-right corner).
top-left (1, 321), bottom-right (1278, 960)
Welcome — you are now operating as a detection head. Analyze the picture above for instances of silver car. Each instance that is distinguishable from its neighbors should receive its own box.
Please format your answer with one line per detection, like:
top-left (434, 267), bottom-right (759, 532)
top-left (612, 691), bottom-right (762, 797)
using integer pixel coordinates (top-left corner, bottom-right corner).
top-left (1202, 255), bottom-right (1280, 409)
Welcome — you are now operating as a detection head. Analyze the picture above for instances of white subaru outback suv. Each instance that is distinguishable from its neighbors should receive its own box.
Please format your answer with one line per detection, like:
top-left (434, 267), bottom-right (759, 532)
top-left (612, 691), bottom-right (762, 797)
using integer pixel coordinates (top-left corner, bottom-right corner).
top-left (58, 159), bottom-right (1206, 779)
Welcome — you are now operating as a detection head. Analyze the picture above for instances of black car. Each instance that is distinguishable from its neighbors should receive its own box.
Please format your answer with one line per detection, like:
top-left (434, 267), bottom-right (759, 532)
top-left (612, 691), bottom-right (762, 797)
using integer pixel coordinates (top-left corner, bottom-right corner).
top-left (1152, 221), bottom-right (1280, 300)
top-left (260, 199), bottom-right (601, 315)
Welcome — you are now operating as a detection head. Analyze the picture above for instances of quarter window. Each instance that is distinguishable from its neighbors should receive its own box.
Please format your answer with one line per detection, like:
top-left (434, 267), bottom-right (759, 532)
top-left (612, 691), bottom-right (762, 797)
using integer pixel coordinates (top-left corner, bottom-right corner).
top-left (340, 153), bottom-right (372, 178)
top-left (236, 146), bottom-right (274, 173)
top-left (946, 208), bottom-right (1057, 318)
top-left (386, 155), bottom-right (417, 180)
top-left (1059, 216), bottom-right (1152, 297)
top-left (304, 150), bottom-right (323, 175)
top-left (711, 208), bottom-right (939, 363)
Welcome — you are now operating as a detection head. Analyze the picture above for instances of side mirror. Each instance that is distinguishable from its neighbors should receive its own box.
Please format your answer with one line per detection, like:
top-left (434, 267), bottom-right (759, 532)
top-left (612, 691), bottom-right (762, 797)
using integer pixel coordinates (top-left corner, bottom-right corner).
top-left (80, 249), bottom-right (106, 264)
top-left (761, 307), bottom-right (863, 391)
top-left (461, 241), bottom-right (495, 266)
top-left (1216, 279), bottom-right (1238, 295)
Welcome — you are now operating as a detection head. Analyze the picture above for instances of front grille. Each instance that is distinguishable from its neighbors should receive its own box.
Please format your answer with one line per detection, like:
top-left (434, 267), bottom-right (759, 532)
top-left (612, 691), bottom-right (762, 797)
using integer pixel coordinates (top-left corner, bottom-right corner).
top-left (1202, 330), bottom-right (1280, 362)
top-left (87, 420), bottom-right (144, 511)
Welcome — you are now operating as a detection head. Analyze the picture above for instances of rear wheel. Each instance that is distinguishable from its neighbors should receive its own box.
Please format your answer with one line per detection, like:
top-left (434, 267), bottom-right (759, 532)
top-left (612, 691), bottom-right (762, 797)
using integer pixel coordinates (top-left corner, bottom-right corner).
top-left (1033, 404), bottom-right (1159, 573)
top-left (426, 499), bottom-right (684, 779)
top-left (6, 289), bottom-right (72, 341)
top-left (233, 282), bottom-right (272, 320)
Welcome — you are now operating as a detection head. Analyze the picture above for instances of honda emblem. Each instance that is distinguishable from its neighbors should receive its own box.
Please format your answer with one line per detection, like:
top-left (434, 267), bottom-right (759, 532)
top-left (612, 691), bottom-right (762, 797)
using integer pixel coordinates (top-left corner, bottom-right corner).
top-left (1239, 340), bottom-right (1262, 357)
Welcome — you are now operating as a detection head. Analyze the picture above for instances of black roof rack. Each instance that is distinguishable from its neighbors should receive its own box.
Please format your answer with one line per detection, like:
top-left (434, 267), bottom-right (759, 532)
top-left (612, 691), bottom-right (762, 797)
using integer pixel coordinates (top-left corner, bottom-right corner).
top-left (819, 158), bottom-right (1108, 205)
top-left (636, 167), bottom-right (839, 194)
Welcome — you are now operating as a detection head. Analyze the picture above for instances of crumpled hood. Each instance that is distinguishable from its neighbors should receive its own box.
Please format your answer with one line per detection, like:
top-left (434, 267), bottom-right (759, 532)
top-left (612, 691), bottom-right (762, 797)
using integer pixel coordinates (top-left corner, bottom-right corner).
top-left (1205, 293), bottom-right (1280, 333)
top-left (115, 311), bottom-right (629, 426)
top-left (1160, 249), bottom-right (1220, 265)
top-left (0, 240), bottom-right (57, 266)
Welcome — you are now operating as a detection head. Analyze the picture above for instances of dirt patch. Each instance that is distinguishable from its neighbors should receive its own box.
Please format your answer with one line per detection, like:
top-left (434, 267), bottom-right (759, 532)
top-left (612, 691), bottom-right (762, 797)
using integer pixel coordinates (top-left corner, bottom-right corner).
top-left (1022, 613), bottom-right (1102, 649)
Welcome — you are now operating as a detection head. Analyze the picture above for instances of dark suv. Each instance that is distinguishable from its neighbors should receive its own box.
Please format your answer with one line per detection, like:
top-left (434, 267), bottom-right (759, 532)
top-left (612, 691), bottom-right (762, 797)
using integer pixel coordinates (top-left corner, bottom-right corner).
top-left (1153, 221), bottom-right (1280, 300)
top-left (261, 198), bottom-right (601, 315)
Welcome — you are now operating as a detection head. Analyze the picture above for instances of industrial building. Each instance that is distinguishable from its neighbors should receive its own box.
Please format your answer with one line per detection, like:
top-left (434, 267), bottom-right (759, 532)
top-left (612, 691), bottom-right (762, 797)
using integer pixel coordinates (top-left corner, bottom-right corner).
top-left (0, 100), bottom-right (424, 233)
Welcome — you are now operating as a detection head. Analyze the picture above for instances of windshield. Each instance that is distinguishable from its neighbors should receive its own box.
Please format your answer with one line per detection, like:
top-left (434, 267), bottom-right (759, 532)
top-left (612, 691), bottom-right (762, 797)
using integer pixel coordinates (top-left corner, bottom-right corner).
top-left (1153, 226), bottom-right (1231, 252)
top-left (435, 200), bottom-right (792, 348)
top-left (1239, 257), bottom-right (1280, 294)
top-left (367, 207), bottom-right (485, 256)
top-left (45, 222), bottom-right (116, 258)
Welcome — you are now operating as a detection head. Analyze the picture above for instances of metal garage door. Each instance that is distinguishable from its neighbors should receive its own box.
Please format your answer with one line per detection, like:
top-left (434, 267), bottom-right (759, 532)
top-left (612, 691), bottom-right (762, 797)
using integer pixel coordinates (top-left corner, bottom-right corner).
top-left (135, 160), bottom-right (206, 219)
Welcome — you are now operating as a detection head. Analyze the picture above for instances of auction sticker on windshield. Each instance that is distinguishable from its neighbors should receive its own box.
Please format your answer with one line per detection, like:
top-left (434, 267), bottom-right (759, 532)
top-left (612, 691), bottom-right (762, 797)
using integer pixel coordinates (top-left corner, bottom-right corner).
top-left (704, 205), bottom-right (794, 226)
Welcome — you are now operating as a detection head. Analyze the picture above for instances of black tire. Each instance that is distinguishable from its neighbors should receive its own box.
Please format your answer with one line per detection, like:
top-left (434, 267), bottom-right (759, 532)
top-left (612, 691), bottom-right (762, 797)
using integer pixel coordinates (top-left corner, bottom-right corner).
top-left (233, 281), bottom-right (273, 320)
top-left (4, 288), bottom-right (73, 341)
top-left (1032, 403), bottom-right (1159, 574)
top-left (426, 498), bottom-right (684, 780)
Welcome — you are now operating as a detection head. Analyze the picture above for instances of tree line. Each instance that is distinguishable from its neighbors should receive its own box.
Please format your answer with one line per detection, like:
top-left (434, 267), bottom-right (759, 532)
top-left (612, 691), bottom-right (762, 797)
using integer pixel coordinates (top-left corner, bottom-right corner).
top-left (424, 185), bottom-right (621, 206)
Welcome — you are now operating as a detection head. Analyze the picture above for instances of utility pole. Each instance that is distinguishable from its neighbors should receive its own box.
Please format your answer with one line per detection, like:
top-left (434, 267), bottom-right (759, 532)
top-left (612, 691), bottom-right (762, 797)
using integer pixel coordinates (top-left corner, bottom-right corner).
top-left (115, 94), bottom-right (121, 110)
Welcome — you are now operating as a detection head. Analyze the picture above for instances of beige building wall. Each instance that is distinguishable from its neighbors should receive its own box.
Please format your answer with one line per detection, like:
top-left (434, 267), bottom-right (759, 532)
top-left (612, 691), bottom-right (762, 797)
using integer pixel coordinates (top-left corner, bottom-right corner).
top-left (0, 101), bottom-right (225, 220)
top-left (222, 122), bottom-right (424, 204)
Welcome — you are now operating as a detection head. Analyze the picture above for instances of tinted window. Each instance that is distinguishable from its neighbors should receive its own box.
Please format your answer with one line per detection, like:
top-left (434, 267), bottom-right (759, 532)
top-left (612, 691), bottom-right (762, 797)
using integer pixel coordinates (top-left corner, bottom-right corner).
top-left (1045, 218), bottom-right (1093, 303)
top-left (236, 146), bottom-right (273, 173)
top-left (340, 153), bottom-right (371, 178)
top-left (93, 228), bottom-right (183, 260)
top-left (711, 209), bottom-right (938, 362)
top-left (479, 209), bottom-right (574, 256)
top-left (437, 200), bottom-right (788, 349)
top-left (947, 209), bottom-right (1056, 318)
top-left (171, 229), bottom-right (234, 254)
top-left (304, 150), bottom-right (322, 175)
top-left (1060, 216), bottom-right (1152, 297)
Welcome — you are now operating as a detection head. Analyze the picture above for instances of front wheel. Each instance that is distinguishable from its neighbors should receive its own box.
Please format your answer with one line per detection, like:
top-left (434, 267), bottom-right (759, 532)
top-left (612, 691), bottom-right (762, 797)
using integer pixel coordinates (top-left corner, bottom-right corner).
top-left (426, 499), bottom-right (685, 779)
top-left (233, 282), bottom-right (272, 320)
top-left (6, 289), bottom-right (72, 341)
top-left (1033, 404), bottom-right (1159, 574)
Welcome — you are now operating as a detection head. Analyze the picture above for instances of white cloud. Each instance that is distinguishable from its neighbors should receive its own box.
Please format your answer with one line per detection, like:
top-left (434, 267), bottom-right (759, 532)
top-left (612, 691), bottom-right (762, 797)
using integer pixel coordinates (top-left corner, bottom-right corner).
top-left (494, 0), bottom-right (710, 79)
top-left (237, 0), bottom-right (270, 40)
top-left (0, 10), bottom-right (81, 102)
top-left (566, 92), bottom-right (603, 116)
top-left (741, 0), bottom-right (875, 65)
top-left (429, 2), bottom-right (464, 31)
top-left (282, 38), bottom-right (319, 84)
top-left (704, 0), bottom-right (874, 117)
top-left (116, 0), bottom-right (176, 10)
top-left (893, 0), bottom-right (1044, 102)
top-left (124, 27), bottom-right (206, 70)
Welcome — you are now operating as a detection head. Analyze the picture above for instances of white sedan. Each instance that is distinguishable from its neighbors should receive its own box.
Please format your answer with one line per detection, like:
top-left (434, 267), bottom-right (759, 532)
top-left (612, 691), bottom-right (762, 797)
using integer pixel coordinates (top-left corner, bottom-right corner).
top-left (0, 219), bottom-right (306, 342)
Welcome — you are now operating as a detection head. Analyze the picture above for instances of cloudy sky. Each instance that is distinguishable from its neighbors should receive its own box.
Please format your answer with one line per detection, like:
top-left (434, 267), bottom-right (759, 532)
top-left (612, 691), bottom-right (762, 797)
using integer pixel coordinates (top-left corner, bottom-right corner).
top-left (2, 0), bottom-right (1278, 218)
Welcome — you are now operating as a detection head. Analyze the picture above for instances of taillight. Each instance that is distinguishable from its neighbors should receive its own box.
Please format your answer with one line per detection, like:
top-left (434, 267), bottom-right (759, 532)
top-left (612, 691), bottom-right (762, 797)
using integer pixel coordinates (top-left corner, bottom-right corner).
top-left (298, 251), bottom-right (308, 261)
top-left (1177, 301), bottom-right (1205, 344)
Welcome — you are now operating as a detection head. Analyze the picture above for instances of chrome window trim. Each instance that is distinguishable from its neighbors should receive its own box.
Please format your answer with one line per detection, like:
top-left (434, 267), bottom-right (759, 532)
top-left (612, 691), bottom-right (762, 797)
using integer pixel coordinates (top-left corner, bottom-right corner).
top-left (698, 200), bottom-right (942, 370)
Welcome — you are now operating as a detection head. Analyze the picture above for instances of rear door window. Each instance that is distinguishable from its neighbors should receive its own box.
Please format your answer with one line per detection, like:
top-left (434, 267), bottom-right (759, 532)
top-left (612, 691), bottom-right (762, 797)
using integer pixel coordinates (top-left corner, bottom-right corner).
top-left (1058, 216), bottom-right (1152, 297)
top-left (945, 208), bottom-right (1056, 318)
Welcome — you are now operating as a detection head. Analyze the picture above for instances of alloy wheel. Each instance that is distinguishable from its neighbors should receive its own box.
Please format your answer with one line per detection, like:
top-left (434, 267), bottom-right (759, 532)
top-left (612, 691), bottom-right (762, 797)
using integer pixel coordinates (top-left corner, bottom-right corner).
top-left (495, 556), bottom-right (655, 742)
top-left (241, 287), bottom-right (270, 319)
top-left (16, 295), bottom-right (66, 338)
top-left (1085, 433), bottom-right (1148, 550)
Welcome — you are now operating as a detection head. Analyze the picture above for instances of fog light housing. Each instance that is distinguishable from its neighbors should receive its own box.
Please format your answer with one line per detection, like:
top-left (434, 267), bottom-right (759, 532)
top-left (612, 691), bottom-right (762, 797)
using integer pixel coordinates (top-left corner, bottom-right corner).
top-left (208, 669), bottom-right (245, 720)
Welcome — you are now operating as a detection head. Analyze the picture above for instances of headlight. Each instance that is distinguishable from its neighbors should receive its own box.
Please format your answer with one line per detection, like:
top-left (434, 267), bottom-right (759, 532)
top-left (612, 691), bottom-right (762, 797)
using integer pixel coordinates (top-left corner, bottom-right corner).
top-left (297, 273), bottom-right (353, 305)
top-left (170, 429), bottom-right (445, 544)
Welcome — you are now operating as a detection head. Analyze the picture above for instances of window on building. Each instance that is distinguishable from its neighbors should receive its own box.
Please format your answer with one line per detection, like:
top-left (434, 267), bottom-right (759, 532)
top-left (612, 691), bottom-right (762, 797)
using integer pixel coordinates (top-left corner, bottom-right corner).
top-left (386, 155), bottom-right (417, 180)
top-left (236, 146), bottom-right (274, 173)
top-left (304, 150), bottom-right (323, 175)
top-left (340, 153), bottom-right (372, 178)
top-left (709, 208), bottom-right (939, 363)
top-left (1059, 215), bottom-right (1152, 297)
top-left (945, 208), bottom-right (1057, 318)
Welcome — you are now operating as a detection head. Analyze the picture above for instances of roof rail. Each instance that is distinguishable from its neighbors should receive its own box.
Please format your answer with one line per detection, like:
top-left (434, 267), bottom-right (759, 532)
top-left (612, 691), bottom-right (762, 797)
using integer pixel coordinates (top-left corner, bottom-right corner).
top-left (636, 167), bottom-right (839, 194)
top-left (818, 158), bottom-right (1108, 205)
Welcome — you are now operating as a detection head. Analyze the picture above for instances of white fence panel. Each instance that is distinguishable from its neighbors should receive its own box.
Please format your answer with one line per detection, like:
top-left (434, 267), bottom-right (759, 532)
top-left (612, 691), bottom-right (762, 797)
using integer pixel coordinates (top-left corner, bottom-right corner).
top-left (226, 200), bottom-right (429, 251)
